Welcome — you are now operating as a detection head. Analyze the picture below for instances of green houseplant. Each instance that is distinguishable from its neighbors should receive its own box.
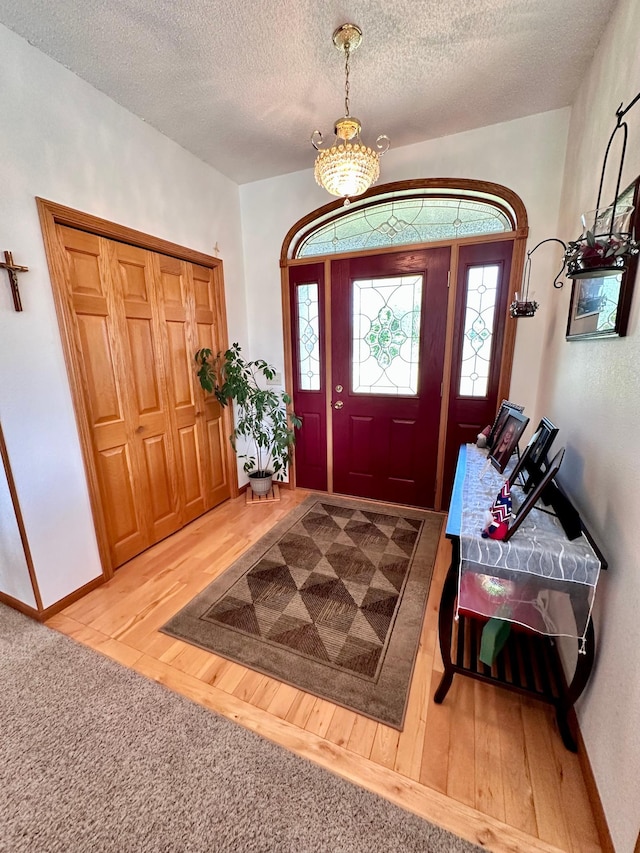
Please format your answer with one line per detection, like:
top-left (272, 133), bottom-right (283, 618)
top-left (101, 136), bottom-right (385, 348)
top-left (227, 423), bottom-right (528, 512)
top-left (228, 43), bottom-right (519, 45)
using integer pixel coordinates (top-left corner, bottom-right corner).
top-left (195, 343), bottom-right (301, 495)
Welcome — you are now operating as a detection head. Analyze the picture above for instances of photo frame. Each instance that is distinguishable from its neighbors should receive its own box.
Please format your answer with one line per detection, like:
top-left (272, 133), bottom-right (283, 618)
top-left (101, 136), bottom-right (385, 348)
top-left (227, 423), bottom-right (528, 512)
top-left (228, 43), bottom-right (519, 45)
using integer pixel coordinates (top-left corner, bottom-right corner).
top-left (488, 409), bottom-right (529, 473)
top-left (487, 400), bottom-right (525, 449)
top-left (509, 417), bottom-right (559, 493)
top-left (504, 448), bottom-right (565, 541)
top-left (566, 177), bottom-right (639, 340)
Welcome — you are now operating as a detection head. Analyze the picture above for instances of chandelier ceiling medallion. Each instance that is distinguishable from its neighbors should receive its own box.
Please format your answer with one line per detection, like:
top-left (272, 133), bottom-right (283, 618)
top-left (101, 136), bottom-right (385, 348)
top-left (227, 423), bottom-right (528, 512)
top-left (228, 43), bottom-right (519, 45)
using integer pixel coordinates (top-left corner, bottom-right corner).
top-left (311, 23), bottom-right (390, 205)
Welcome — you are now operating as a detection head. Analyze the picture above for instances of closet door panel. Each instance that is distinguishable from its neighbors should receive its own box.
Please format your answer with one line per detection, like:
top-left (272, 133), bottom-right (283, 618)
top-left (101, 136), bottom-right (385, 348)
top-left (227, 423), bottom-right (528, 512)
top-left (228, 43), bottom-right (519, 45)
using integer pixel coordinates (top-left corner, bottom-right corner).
top-left (157, 255), bottom-right (207, 523)
top-left (111, 243), bottom-right (181, 543)
top-left (190, 263), bottom-right (229, 509)
top-left (59, 227), bottom-right (146, 565)
top-left (98, 445), bottom-right (144, 564)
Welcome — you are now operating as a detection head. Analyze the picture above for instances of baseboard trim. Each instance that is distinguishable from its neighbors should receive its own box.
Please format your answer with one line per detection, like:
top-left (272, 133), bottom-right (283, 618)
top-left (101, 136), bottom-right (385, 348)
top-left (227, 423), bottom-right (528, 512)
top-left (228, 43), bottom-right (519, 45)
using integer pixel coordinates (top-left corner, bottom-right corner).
top-left (573, 710), bottom-right (615, 853)
top-left (0, 590), bottom-right (43, 620)
top-left (1, 575), bottom-right (106, 622)
top-left (40, 576), bottom-right (106, 621)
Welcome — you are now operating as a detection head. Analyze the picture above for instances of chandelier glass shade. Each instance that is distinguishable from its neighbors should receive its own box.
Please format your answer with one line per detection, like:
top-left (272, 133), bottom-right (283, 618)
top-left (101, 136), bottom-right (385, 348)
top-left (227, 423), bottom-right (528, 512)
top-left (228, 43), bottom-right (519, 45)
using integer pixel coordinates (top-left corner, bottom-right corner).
top-left (312, 24), bottom-right (389, 204)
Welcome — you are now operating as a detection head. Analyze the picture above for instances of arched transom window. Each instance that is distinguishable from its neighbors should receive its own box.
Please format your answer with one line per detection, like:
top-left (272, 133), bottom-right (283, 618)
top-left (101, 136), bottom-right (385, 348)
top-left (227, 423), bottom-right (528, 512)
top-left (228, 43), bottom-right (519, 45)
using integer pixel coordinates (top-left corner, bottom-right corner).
top-left (292, 188), bottom-right (516, 259)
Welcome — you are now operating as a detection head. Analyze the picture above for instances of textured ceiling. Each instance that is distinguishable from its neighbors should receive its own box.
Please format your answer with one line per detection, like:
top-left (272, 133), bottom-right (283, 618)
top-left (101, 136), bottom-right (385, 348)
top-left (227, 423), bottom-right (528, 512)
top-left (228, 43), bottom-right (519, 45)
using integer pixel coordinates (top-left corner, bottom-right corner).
top-left (0, 0), bottom-right (619, 184)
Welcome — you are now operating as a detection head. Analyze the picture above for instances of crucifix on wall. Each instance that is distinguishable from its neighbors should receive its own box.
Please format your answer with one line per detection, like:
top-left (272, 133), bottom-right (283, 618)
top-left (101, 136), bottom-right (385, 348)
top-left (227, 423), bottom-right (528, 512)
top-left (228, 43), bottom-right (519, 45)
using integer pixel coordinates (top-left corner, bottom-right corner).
top-left (0, 251), bottom-right (29, 311)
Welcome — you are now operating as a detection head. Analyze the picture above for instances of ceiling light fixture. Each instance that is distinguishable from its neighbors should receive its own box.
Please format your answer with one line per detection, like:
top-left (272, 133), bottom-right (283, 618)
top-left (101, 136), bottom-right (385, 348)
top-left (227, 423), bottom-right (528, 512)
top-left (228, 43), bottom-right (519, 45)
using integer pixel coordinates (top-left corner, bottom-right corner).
top-left (311, 23), bottom-right (389, 205)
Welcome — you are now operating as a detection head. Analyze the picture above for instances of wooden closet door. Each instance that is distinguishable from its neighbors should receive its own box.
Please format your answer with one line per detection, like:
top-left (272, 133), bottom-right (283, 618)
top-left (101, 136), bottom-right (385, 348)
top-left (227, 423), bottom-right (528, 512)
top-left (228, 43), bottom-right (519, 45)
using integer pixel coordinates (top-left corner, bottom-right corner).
top-left (109, 242), bottom-right (182, 544)
top-left (57, 225), bottom-right (230, 570)
top-left (156, 255), bottom-right (230, 523)
top-left (59, 227), bottom-right (147, 565)
top-left (190, 262), bottom-right (229, 510)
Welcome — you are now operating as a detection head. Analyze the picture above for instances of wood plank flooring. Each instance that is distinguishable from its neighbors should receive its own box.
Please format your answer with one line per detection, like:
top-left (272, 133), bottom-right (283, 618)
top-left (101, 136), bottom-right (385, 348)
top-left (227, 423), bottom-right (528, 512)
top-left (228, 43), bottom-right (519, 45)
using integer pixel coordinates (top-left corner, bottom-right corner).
top-left (46, 489), bottom-right (601, 853)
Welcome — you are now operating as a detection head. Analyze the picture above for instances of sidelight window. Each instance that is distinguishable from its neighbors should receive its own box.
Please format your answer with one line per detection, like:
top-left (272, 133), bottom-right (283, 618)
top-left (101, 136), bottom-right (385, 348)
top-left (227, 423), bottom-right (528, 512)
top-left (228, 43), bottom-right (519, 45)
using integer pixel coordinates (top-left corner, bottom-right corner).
top-left (295, 282), bottom-right (321, 390)
top-left (458, 265), bottom-right (499, 397)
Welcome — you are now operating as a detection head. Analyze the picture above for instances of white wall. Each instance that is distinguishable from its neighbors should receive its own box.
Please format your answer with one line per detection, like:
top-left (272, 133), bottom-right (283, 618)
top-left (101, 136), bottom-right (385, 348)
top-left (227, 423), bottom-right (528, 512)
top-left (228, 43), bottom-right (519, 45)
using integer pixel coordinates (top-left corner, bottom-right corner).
top-left (537, 0), bottom-right (640, 849)
top-left (240, 108), bottom-right (571, 424)
top-left (0, 24), bottom-right (248, 609)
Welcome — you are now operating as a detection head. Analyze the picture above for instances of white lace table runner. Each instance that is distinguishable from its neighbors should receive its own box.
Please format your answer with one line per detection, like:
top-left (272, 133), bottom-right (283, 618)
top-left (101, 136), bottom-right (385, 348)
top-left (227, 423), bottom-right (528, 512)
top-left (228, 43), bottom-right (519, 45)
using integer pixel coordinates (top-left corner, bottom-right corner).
top-left (457, 444), bottom-right (601, 642)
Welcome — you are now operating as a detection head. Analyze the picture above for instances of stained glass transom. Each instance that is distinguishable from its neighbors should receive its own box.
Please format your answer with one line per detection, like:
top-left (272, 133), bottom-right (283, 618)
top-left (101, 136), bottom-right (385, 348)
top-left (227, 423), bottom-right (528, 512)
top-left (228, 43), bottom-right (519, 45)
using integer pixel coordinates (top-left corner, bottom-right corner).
top-left (459, 265), bottom-right (499, 397)
top-left (352, 276), bottom-right (422, 396)
top-left (297, 197), bottom-right (511, 258)
top-left (296, 283), bottom-right (321, 390)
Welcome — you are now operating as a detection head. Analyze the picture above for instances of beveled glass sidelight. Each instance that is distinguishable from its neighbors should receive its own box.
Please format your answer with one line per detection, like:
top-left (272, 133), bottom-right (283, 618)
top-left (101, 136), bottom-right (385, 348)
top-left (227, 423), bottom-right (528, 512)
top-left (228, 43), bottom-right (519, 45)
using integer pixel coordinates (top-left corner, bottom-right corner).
top-left (459, 265), bottom-right (500, 397)
top-left (295, 282), bottom-right (321, 390)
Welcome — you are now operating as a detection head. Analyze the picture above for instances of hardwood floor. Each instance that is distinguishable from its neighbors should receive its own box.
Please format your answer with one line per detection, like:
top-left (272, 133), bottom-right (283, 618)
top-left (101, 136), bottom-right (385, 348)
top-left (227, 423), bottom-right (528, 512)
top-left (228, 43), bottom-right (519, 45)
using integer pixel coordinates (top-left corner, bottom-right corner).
top-left (46, 488), bottom-right (601, 853)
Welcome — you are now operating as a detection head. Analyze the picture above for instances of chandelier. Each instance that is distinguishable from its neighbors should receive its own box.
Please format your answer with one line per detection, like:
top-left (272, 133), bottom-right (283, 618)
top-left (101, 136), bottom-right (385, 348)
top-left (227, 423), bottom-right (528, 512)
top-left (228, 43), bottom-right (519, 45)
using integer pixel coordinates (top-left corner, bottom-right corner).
top-left (311, 23), bottom-right (389, 205)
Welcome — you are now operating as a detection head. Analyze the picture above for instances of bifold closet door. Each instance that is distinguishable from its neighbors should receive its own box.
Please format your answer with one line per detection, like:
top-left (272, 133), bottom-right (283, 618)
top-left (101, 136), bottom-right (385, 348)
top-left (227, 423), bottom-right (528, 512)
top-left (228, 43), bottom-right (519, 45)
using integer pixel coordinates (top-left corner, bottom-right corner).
top-left (156, 254), bottom-right (229, 522)
top-left (57, 226), bottom-right (230, 569)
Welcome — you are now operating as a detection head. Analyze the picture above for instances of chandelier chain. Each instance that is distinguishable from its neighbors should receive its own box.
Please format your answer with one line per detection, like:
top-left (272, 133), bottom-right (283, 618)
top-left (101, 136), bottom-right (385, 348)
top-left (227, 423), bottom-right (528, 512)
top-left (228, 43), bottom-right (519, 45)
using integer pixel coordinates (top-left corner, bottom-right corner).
top-left (344, 46), bottom-right (351, 117)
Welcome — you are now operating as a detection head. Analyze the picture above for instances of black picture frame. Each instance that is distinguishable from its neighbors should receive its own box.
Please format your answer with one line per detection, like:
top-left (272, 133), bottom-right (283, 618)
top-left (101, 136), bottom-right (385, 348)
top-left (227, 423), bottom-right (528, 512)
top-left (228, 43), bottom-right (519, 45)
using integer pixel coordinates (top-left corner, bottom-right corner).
top-left (488, 409), bottom-right (529, 473)
top-left (508, 417), bottom-right (559, 493)
top-left (487, 400), bottom-right (525, 449)
top-left (566, 177), bottom-right (639, 340)
top-left (505, 448), bottom-right (566, 541)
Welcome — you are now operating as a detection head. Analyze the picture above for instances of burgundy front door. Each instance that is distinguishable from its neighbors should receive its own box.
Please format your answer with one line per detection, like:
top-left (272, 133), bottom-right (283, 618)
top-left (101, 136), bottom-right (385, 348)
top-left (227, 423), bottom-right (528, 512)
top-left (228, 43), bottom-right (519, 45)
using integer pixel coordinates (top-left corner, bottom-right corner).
top-left (330, 248), bottom-right (450, 507)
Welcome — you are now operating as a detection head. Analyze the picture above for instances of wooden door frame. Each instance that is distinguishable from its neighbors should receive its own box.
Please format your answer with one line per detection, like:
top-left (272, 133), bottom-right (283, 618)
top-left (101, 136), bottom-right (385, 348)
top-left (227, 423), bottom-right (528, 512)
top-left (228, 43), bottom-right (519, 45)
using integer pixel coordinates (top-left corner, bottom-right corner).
top-left (280, 179), bottom-right (529, 508)
top-left (37, 198), bottom-right (238, 580)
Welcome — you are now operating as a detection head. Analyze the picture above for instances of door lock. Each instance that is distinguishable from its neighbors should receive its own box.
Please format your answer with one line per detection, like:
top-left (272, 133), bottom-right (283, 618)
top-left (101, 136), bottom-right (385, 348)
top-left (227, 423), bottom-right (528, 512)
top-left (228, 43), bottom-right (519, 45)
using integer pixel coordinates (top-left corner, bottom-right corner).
top-left (333, 400), bottom-right (344, 410)
top-left (335, 384), bottom-right (343, 393)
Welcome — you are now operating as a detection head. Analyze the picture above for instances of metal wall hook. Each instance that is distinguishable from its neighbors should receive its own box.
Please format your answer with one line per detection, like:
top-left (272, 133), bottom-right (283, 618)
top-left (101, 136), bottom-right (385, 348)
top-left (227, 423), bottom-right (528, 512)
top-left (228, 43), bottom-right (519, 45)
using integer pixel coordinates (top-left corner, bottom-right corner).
top-left (525, 237), bottom-right (568, 290)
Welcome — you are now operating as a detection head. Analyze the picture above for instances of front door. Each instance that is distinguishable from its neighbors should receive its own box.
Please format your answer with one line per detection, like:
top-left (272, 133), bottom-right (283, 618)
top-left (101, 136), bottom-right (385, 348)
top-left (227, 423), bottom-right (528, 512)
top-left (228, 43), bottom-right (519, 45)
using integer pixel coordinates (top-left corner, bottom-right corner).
top-left (330, 248), bottom-right (450, 507)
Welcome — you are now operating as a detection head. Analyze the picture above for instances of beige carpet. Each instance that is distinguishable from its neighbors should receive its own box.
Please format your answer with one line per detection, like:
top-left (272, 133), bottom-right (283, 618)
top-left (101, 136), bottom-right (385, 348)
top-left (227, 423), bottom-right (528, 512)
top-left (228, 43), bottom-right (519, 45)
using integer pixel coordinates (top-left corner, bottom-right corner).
top-left (162, 495), bottom-right (444, 728)
top-left (0, 603), bottom-right (484, 852)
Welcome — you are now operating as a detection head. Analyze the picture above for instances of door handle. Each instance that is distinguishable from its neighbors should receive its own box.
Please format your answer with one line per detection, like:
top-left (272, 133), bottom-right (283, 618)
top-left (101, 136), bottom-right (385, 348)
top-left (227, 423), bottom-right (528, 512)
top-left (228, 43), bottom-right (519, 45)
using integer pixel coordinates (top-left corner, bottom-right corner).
top-left (333, 400), bottom-right (344, 410)
top-left (135, 426), bottom-right (145, 433)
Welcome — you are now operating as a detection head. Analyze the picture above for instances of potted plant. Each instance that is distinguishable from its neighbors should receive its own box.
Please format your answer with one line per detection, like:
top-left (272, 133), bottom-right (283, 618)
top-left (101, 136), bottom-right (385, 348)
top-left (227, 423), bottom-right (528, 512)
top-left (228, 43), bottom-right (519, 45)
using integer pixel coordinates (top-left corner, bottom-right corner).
top-left (195, 343), bottom-right (301, 496)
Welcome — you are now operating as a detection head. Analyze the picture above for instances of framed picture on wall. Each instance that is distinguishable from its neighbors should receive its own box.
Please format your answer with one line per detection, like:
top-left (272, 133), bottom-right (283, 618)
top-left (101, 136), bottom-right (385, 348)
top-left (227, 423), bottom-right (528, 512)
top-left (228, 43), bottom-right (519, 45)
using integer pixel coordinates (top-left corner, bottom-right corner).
top-left (566, 176), bottom-right (639, 340)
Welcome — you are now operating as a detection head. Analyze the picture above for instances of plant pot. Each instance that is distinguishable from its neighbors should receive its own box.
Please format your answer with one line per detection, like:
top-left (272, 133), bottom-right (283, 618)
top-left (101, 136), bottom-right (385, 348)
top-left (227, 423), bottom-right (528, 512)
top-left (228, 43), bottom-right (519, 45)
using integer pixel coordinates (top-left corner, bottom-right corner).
top-left (249, 470), bottom-right (274, 496)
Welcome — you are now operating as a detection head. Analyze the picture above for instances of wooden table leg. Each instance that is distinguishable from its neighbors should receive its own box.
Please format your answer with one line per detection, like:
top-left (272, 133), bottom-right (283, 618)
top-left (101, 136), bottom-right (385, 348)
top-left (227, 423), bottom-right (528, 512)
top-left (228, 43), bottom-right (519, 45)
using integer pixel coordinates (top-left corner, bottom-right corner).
top-left (554, 617), bottom-right (595, 751)
top-left (434, 554), bottom-right (458, 704)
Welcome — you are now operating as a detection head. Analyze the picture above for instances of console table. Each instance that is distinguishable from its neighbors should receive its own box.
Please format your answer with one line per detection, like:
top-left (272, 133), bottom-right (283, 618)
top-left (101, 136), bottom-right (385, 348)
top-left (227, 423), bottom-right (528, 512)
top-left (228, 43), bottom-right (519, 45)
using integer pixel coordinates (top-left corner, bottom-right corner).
top-left (434, 444), bottom-right (606, 751)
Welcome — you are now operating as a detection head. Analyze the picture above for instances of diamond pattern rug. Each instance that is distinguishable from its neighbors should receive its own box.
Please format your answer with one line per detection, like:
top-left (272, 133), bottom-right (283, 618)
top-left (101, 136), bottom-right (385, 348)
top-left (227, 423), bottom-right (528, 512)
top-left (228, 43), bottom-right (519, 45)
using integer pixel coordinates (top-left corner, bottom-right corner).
top-left (162, 495), bottom-right (444, 728)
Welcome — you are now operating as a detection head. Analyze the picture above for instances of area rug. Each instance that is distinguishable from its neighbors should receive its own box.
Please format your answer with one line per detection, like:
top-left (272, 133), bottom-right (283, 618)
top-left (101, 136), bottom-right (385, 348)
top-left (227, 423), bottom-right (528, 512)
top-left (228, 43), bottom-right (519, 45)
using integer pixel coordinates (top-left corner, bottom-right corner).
top-left (1, 604), bottom-right (483, 852)
top-left (162, 495), bottom-right (444, 728)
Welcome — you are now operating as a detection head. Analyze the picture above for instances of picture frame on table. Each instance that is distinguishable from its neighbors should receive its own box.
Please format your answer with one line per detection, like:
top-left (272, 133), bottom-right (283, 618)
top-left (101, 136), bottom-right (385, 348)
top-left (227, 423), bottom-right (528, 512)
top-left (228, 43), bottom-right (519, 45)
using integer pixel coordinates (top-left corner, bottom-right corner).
top-left (505, 448), bottom-right (565, 541)
top-left (489, 409), bottom-right (529, 473)
top-left (528, 417), bottom-right (559, 466)
top-left (508, 417), bottom-right (558, 493)
top-left (487, 400), bottom-right (525, 450)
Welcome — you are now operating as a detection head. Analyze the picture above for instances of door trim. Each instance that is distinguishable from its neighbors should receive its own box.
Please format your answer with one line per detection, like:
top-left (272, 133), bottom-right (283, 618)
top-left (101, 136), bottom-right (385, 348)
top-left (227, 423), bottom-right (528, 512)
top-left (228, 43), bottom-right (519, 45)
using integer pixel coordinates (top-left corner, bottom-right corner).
top-left (37, 198), bottom-right (238, 579)
top-left (280, 179), bottom-right (529, 509)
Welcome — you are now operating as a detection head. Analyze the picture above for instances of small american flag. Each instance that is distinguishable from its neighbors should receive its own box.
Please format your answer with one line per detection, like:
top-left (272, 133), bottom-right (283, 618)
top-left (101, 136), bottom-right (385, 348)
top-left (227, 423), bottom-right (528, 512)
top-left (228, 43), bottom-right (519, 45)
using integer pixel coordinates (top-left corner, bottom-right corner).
top-left (482, 482), bottom-right (512, 539)
top-left (492, 482), bottom-right (512, 524)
